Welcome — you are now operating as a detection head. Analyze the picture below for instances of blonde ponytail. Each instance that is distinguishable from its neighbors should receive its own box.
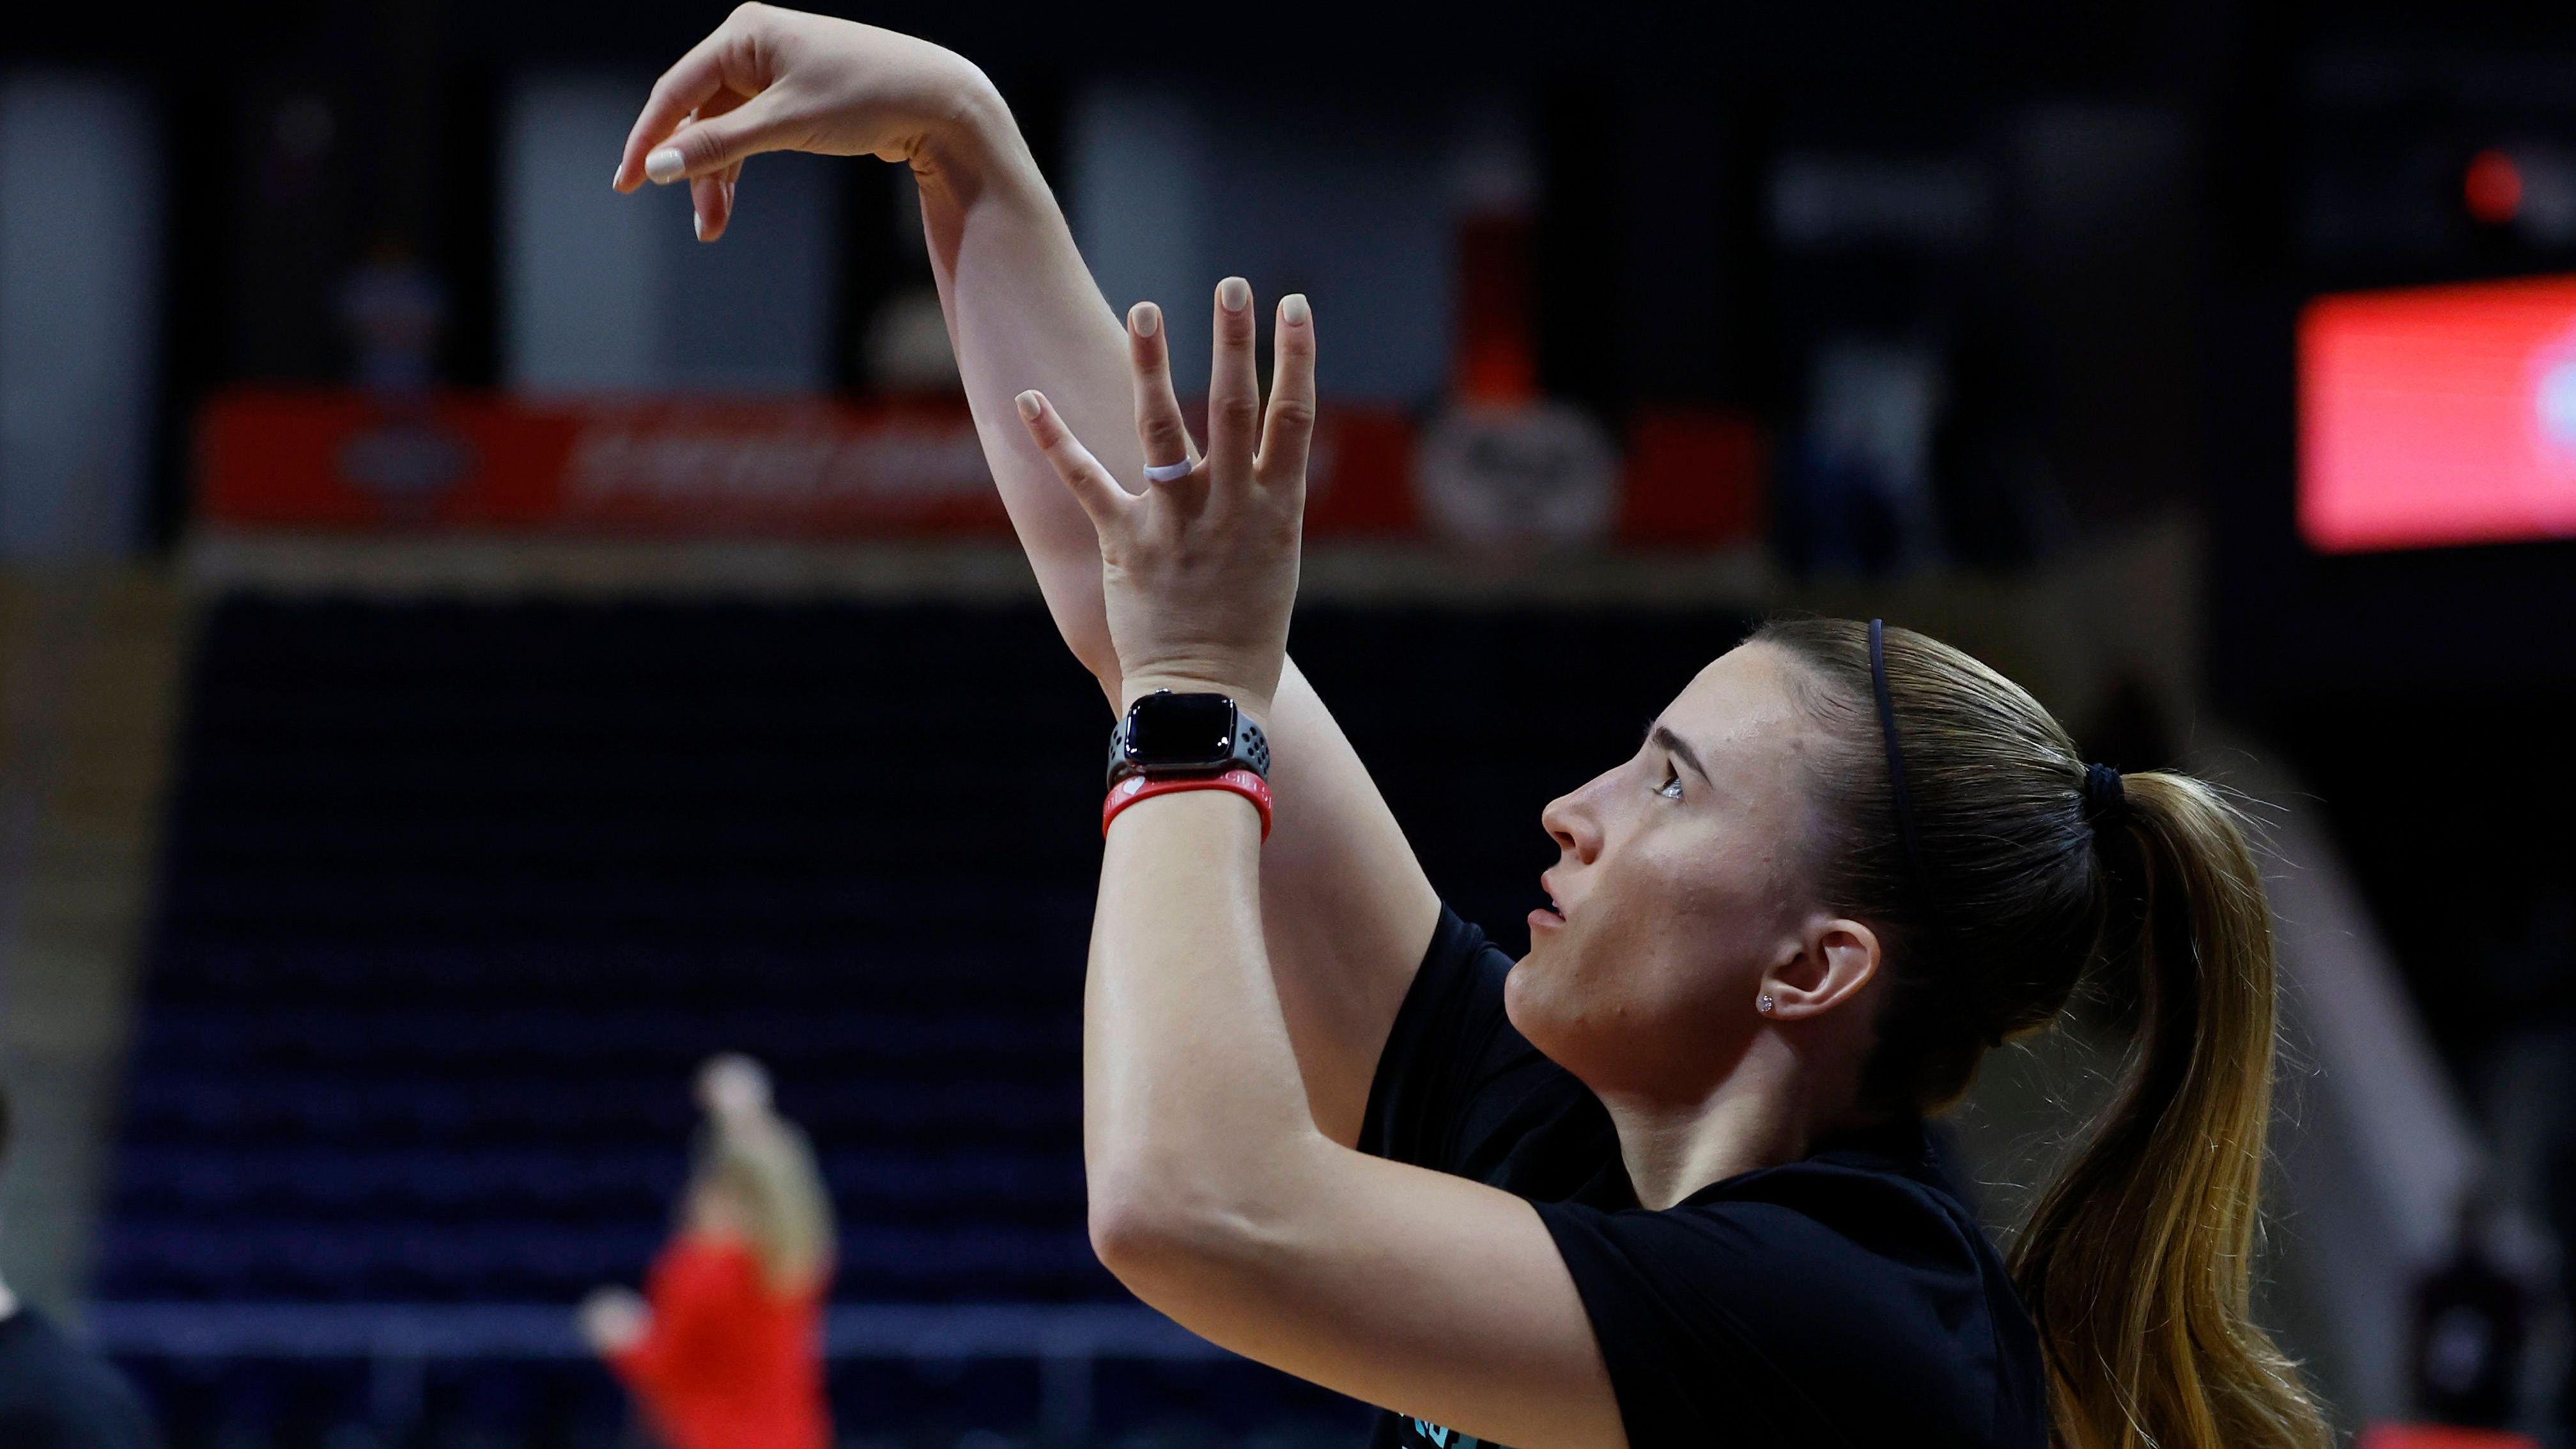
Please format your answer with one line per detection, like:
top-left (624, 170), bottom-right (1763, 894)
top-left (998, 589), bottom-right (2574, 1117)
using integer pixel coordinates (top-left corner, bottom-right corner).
top-left (1754, 617), bottom-right (2329, 1449)
top-left (2009, 773), bottom-right (2327, 1449)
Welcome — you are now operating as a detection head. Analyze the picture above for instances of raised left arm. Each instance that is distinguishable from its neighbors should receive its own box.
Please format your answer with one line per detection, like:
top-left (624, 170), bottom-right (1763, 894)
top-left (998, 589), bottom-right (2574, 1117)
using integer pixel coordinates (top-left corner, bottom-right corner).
top-left (1015, 287), bottom-right (1624, 1449)
top-left (1083, 787), bottom-right (1622, 1449)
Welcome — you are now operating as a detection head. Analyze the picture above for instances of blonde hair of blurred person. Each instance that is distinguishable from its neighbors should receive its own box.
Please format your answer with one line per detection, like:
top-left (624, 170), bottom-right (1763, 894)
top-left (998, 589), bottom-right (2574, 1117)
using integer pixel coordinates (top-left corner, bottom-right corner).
top-left (683, 1053), bottom-right (835, 1296)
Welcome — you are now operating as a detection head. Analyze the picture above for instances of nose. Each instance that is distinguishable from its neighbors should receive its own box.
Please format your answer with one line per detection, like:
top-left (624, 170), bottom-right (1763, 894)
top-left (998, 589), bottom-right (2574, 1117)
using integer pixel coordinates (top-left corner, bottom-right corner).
top-left (1540, 776), bottom-right (1605, 864)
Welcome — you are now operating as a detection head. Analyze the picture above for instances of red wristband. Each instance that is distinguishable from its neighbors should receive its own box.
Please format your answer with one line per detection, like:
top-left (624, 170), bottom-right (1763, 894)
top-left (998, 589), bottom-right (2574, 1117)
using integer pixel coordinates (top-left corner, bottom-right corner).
top-left (1101, 768), bottom-right (1273, 841)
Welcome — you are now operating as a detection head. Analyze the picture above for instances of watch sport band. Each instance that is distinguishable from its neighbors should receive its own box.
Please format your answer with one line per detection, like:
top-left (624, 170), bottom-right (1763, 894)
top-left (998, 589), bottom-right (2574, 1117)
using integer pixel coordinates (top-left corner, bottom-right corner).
top-left (1100, 768), bottom-right (1274, 841)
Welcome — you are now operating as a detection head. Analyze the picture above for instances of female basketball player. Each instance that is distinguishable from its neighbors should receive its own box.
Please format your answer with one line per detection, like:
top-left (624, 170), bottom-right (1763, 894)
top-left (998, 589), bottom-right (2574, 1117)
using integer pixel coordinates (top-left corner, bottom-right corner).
top-left (579, 1055), bottom-right (834, 1449)
top-left (615, 13), bottom-right (2330, 1447)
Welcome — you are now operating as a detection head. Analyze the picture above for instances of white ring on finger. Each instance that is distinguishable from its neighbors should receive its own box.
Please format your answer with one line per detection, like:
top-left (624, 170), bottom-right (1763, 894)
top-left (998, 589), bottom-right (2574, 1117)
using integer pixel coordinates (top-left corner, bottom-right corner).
top-left (1142, 460), bottom-right (1194, 483)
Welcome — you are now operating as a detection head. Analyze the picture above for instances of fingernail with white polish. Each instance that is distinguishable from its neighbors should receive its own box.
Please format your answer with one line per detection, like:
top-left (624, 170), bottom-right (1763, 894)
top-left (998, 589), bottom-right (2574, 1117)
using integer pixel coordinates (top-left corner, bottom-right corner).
top-left (645, 147), bottom-right (685, 183)
top-left (1218, 277), bottom-right (1250, 313)
top-left (1130, 302), bottom-right (1161, 337)
top-left (1281, 293), bottom-right (1309, 326)
top-left (694, 209), bottom-right (707, 241)
top-left (1015, 391), bottom-right (1043, 421)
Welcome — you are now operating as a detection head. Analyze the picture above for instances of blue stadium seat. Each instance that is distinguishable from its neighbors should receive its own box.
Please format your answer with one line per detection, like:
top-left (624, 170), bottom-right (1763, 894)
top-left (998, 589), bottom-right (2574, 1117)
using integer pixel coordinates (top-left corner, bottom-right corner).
top-left (108, 598), bottom-right (1121, 1305)
top-left (105, 596), bottom-right (1752, 1313)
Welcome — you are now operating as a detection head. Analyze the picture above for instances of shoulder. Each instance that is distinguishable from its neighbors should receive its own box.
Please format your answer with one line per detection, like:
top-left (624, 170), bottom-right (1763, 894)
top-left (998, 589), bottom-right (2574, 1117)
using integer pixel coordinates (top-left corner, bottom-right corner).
top-left (1552, 1151), bottom-right (2003, 1329)
top-left (1537, 1145), bottom-right (2045, 1448)
top-left (1708, 1144), bottom-right (1998, 1277)
top-left (1392, 907), bottom-right (1516, 1037)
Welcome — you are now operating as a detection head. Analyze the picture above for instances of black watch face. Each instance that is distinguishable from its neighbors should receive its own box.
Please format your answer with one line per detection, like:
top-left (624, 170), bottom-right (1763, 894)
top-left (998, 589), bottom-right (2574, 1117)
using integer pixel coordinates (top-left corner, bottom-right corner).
top-left (1128, 693), bottom-right (1235, 768)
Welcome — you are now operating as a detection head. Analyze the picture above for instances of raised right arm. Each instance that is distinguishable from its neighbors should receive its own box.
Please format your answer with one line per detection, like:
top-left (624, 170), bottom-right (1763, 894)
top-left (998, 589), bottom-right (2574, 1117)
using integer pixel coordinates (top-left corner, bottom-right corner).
top-left (613, 6), bottom-right (1442, 1143)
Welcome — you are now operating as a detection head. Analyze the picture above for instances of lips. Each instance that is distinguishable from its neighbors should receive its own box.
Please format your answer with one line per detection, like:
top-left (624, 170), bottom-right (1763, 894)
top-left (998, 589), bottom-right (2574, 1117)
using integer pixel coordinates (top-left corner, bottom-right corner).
top-left (1531, 872), bottom-right (1569, 932)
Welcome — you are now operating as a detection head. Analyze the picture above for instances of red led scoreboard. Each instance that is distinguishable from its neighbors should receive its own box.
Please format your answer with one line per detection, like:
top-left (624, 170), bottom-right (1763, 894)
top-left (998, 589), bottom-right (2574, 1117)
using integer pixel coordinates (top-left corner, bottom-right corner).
top-left (2299, 274), bottom-right (2576, 552)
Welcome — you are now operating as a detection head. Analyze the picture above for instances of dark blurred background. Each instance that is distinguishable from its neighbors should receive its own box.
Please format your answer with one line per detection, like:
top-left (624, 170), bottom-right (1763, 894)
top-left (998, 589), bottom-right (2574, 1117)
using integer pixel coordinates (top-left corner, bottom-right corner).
top-left (0, 1), bottom-right (2572, 1446)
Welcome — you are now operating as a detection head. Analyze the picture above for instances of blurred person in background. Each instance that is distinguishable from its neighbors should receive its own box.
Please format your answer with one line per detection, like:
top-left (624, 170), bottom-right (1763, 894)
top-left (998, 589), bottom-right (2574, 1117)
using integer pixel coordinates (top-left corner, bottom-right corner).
top-left (617, 11), bottom-right (2329, 1448)
top-left (0, 1082), bottom-right (160, 1449)
top-left (2407, 1186), bottom-right (2533, 1431)
top-left (579, 1055), bottom-right (834, 1449)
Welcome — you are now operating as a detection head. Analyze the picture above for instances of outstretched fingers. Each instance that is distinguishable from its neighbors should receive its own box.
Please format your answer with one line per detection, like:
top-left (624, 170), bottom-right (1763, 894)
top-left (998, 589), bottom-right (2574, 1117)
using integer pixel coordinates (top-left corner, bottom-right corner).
top-left (1258, 294), bottom-right (1316, 486)
top-left (1127, 302), bottom-right (1197, 477)
top-left (1015, 391), bottom-right (1132, 532)
top-left (1207, 277), bottom-right (1261, 477)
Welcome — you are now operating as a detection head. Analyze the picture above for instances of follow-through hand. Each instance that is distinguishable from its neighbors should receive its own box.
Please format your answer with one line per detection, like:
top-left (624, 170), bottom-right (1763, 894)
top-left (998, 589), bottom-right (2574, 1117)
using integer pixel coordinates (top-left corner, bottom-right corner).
top-left (610, 4), bottom-right (993, 242)
top-left (1015, 276), bottom-right (1314, 721)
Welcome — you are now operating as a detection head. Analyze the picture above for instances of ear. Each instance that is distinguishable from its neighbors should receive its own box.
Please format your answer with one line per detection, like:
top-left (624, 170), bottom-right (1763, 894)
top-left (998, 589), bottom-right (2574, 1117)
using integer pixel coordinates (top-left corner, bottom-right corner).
top-left (1759, 917), bottom-right (1881, 1023)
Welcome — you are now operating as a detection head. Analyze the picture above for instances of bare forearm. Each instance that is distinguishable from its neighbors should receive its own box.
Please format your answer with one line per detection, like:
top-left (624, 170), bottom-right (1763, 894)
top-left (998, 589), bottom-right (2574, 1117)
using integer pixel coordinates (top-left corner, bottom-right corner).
top-left (925, 103), bottom-right (1435, 1146)
top-left (1084, 790), bottom-right (1323, 1241)
top-left (912, 95), bottom-right (1137, 685)
top-left (1079, 793), bottom-right (1616, 1449)
top-left (1258, 665), bottom-right (1441, 1143)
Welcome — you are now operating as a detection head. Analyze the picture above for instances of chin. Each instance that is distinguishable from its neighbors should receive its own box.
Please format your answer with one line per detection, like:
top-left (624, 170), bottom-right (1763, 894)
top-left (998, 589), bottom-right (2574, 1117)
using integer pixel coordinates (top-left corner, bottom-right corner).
top-left (1502, 954), bottom-right (1585, 1070)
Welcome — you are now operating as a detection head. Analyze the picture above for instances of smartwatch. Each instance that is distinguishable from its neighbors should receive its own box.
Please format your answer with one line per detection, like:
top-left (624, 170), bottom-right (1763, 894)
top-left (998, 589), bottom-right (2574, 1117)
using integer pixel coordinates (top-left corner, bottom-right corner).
top-left (1106, 690), bottom-right (1272, 789)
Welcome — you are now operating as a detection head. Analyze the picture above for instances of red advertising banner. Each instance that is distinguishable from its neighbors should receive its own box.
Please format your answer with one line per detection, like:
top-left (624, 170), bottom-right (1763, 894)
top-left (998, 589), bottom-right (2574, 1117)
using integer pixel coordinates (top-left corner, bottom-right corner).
top-left (1623, 409), bottom-right (1766, 548)
top-left (197, 389), bottom-right (1420, 539)
top-left (2301, 274), bottom-right (2576, 553)
top-left (2354, 1425), bottom-right (2539, 1449)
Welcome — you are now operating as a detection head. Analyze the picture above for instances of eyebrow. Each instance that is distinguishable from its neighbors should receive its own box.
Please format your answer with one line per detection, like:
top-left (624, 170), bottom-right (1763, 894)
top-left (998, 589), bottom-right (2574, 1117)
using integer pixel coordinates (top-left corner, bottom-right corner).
top-left (1649, 724), bottom-right (1711, 786)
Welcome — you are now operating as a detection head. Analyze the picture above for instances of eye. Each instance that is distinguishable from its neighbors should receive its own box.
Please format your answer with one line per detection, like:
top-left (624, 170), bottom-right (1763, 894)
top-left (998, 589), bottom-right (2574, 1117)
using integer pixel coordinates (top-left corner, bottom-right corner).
top-left (1656, 765), bottom-right (1684, 801)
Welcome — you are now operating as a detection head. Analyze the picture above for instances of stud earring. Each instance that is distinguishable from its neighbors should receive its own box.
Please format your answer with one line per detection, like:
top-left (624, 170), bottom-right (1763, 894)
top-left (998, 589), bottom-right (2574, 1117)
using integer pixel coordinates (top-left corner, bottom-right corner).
top-left (1755, 995), bottom-right (1775, 1014)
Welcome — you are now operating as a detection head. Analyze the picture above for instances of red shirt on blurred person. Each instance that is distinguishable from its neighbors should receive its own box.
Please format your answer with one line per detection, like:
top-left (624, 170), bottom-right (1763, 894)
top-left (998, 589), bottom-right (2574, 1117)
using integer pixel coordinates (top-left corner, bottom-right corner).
top-left (609, 1234), bottom-right (829, 1449)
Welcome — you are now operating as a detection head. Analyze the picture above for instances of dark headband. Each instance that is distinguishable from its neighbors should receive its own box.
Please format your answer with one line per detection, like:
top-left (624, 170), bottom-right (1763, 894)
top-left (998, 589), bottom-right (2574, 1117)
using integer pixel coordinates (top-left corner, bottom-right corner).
top-left (1868, 619), bottom-right (1932, 909)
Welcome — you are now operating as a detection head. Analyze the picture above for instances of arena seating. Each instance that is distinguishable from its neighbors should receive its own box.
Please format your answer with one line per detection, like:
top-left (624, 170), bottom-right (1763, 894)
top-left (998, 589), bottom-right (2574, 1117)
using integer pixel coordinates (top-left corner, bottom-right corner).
top-left (94, 593), bottom-right (1755, 1441)
top-left (101, 596), bottom-right (1106, 1305)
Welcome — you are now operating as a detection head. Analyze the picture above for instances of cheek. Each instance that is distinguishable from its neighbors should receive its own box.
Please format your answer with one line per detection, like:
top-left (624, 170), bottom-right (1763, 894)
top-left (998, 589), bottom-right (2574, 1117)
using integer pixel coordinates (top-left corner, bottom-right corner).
top-left (1506, 911), bottom-right (1765, 1097)
top-left (1513, 843), bottom-right (1766, 1046)
top-left (1617, 835), bottom-right (1775, 965)
top-left (1597, 835), bottom-right (1782, 989)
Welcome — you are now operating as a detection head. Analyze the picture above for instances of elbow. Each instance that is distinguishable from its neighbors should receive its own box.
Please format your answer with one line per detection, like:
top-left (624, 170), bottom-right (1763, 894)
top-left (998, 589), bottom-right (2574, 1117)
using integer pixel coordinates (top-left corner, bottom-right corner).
top-left (1085, 1161), bottom-right (1203, 1293)
top-left (1084, 1152), bottom-right (1278, 1303)
top-left (1086, 1191), bottom-right (1171, 1289)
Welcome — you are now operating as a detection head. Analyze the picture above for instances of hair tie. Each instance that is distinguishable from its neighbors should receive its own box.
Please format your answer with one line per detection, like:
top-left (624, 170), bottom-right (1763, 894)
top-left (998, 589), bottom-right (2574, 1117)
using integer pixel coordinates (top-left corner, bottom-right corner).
top-left (2081, 761), bottom-right (2125, 821)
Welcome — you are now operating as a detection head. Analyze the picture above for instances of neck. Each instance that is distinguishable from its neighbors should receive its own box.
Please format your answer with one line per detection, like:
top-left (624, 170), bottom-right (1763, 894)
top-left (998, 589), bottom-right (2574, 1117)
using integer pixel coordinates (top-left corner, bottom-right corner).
top-left (1601, 1091), bottom-right (1806, 1209)
top-left (1594, 1039), bottom-right (1872, 1209)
